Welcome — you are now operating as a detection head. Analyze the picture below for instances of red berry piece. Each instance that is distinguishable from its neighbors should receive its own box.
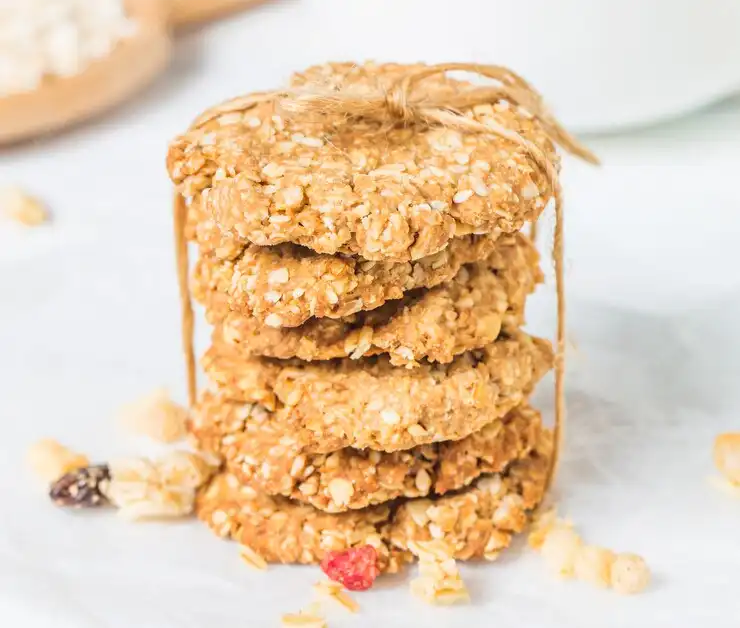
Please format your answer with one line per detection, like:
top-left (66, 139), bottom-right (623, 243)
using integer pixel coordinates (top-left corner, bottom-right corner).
top-left (320, 545), bottom-right (379, 591)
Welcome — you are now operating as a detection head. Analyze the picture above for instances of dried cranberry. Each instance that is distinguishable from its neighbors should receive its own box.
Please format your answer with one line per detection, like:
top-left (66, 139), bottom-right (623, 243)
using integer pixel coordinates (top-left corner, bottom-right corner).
top-left (320, 545), bottom-right (379, 591)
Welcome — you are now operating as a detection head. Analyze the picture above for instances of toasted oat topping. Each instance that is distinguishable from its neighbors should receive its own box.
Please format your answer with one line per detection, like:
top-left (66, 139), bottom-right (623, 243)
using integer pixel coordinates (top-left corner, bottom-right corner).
top-left (192, 232), bottom-right (502, 328)
top-left (191, 396), bottom-right (541, 512)
top-left (210, 233), bottom-right (541, 367)
top-left (167, 62), bottom-right (556, 262)
top-left (195, 436), bottom-right (551, 570)
top-left (200, 331), bottom-right (553, 453)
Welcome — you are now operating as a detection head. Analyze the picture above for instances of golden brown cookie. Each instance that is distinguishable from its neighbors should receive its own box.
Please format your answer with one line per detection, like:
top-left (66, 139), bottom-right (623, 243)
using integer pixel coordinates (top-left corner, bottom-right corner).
top-left (195, 433), bottom-right (551, 569)
top-left (168, 62), bottom-right (556, 262)
top-left (211, 232), bottom-right (541, 367)
top-left (200, 331), bottom-right (553, 453)
top-left (192, 232), bottom-right (502, 329)
top-left (191, 395), bottom-right (542, 512)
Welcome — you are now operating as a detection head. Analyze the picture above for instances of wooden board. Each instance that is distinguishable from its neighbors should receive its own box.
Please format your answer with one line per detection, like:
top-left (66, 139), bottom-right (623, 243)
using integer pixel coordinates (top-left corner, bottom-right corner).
top-left (0, 0), bottom-right (171, 145)
top-left (172, 0), bottom-right (265, 27)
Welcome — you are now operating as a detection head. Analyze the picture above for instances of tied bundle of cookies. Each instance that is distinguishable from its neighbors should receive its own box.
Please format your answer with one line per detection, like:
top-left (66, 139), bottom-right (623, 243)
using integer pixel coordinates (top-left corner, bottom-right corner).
top-left (167, 62), bottom-right (597, 587)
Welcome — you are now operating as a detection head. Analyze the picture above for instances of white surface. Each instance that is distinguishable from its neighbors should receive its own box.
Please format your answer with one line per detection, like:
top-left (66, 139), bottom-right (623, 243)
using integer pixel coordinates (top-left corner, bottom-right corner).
top-left (2, 7), bottom-right (740, 627)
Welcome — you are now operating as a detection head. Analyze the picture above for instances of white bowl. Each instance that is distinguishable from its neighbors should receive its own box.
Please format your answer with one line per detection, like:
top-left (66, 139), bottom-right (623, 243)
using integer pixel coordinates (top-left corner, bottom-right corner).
top-left (290, 0), bottom-right (740, 133)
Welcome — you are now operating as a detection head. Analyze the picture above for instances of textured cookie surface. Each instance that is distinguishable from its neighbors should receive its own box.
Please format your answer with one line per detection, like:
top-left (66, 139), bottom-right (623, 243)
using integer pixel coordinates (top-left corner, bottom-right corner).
top-left (211, 232), bottom-right (541, 366)
top-left (168, 62), bottom-right (557, 262)
top-left (192, 397), bottom-right (542, 512)
top-left (195, 433), bottom-right (551, 569)
top-left (192, 232), bottom-right (501, 328)
top-left (201, 331), bottom-right (553, 453)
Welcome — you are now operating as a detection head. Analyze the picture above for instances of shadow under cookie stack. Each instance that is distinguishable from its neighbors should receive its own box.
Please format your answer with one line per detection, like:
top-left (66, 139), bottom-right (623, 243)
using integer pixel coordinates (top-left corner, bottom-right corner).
top-left (167, 62), bottom-right (595, 577)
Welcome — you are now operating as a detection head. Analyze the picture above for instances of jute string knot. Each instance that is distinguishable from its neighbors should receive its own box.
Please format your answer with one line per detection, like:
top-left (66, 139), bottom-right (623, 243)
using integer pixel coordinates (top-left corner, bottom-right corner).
top-left (383, 81), bottom-right (413, 123)
top-left (174, 63), bottom-right (598, 492)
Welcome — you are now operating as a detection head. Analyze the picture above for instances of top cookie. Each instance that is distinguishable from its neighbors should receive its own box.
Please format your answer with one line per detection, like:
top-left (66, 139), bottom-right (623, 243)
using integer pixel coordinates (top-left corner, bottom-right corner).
top-left (167, 62), bottom-right (557, 262)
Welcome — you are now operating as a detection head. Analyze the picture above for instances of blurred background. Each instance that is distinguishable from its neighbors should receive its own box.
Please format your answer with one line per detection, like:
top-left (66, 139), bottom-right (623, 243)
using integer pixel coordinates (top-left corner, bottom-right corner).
top-left (1, 1), bottom-right (740, 626)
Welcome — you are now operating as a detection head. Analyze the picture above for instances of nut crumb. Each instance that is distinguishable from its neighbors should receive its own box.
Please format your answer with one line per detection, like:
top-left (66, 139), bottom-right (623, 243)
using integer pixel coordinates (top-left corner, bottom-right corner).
top-left (118, 389), bottom-right (188, 443)
top-left (27, 438), bottom-right (89, 483)
top-left (540, 523), bottom-right (582, 578)
top-left (713, 432), bottom-right (740, 485)
top-left (573, 545), bottom-right (615, 588)
top-left (533, 512), bottom-right (650, 594)
top-left (1, 186), bottom-right (48, 226)
top-left (610, 553), bottom-right (650, 595)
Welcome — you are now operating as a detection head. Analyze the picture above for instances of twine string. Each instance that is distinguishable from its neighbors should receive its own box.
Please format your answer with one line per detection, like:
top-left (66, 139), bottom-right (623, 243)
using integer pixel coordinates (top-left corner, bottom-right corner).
top-left (174, 63), bottom-right (598, 490)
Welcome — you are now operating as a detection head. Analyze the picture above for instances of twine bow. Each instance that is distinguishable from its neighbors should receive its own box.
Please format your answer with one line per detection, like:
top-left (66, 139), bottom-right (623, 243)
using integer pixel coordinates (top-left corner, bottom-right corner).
top-left (174, 63), bottom-right (598, 491)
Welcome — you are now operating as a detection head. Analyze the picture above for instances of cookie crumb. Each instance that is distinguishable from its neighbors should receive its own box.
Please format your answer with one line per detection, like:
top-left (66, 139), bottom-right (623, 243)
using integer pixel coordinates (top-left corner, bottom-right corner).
top-left (313, 580), bottom-right (360, 613)
top-left (540, 523), bottom-right (582, 578)
top-left (119, 388), bottom-right (188, 443)
top-left (409, 540), bottom-right (470, 605)
top-left (610, 553), bottom-right (651, 595)
top-left (27, 438), bottom-right (89, 483)
top-left (1, 187), bottom-right (48, 226)
top-left (573, 545), bottom-right (615, 588)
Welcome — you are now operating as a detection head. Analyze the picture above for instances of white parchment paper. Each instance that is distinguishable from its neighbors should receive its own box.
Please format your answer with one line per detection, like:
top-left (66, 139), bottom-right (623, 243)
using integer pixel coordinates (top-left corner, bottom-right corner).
top-left (1, 8), bottom-right (739, 626)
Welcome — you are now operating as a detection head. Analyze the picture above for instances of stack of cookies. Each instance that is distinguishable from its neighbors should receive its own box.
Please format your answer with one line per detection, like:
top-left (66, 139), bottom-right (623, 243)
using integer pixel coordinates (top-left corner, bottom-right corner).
top-left (167, 62), bottom-right (588, 573)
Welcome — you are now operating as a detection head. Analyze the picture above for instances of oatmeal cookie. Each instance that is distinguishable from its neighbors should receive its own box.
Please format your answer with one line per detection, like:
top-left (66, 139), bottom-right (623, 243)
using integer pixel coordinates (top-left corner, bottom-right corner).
top-left (197, 471), bottom-right (409, 573)
top-left (211, 232), bottom-right (541, 366)
top-left (192, 395), bottom-right (541, 512)
top-left (191, 232), bottom-right (512, 329)
top-left (200, 331), bottom-right (553, 453)
top-left (168, 62), bottom-right (556, 262)
top-left (185, 193), bottom-right (243, 260)
top-left (195, 433), bottom-right (551, 568)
